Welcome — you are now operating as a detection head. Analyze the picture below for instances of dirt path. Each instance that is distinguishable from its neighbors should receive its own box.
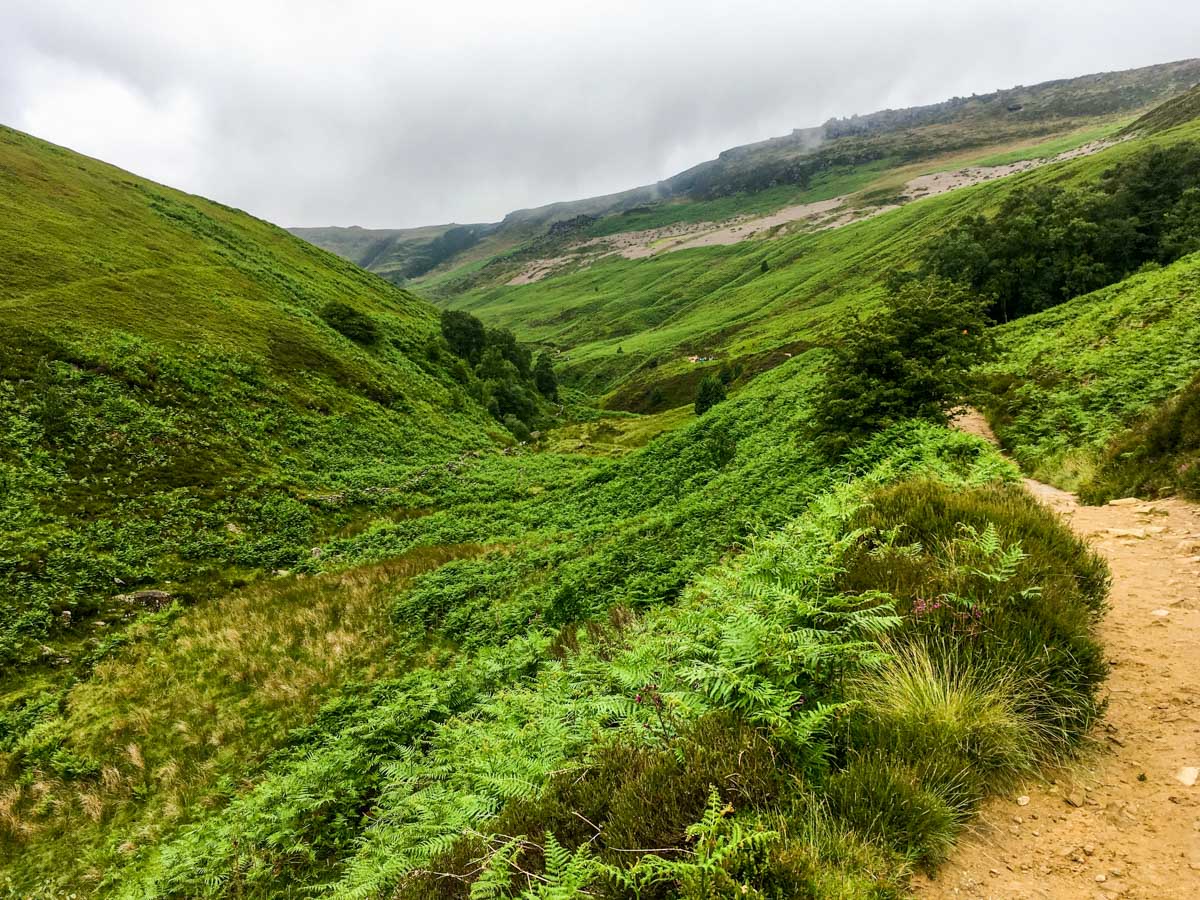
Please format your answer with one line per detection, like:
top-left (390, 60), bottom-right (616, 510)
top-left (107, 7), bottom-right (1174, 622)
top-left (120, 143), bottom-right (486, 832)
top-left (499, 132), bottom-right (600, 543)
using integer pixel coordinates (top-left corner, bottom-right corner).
top-left (914, 412), bottom-right (1200, 898)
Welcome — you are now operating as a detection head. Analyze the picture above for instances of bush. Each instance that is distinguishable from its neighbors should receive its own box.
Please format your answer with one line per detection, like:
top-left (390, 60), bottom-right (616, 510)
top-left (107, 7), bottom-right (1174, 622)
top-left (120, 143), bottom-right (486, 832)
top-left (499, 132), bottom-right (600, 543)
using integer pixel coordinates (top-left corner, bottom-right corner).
top-left (487, 326), bottom-right (533, 378)
top-left (847, 645), bottom-right (1039, 803)
top-left (399, 713), bottom-right (790, 900)
top-left (808, 278), bottom-right (993, 455)
top-left (319, 300), bottom-right (379, 344)
top-left (694, 374), bottom-right (727, 416)
top-left (503, 413), bottom-right (531, 442)
top-left (440, 308), bottom-right (486, 362)
top-left (534, 352), bottom-right (558, 399)
top-left (824, 751), bottom-right (959, 865)
top-left (841, 479), bottom-right (1108, 749)
top-left (922, 141), bottom-right (1200, 320)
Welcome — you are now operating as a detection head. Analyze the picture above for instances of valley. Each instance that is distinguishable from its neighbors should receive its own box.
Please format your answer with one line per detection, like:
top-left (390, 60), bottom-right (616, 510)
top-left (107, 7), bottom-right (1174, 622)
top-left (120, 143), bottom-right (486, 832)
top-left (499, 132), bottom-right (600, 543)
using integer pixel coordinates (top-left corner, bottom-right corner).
top-left (2, 53), bottom-right (1200, 900)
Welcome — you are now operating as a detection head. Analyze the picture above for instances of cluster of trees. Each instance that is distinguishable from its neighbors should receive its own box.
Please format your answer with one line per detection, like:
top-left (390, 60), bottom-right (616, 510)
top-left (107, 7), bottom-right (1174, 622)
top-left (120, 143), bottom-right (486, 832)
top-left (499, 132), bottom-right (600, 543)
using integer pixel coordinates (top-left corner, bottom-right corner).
top-left (920, 142), bottom-right (1200, 321)
top-left (440, 309), bottom-right (557, 439)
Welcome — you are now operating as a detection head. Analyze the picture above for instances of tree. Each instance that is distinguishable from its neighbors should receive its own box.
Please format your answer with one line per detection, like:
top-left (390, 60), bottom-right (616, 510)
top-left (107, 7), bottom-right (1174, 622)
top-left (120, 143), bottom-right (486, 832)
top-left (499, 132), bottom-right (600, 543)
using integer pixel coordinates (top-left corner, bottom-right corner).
top-left (485, 326), bottom-right (532, 378)
top-left (694, 374), bottom-right (727, 416)
top-left (533, 352), bottom-right (558, 399)
top-left (440, 309), bottom-right (485, 363)
top-left (809, 277), bottom-right (994, 455)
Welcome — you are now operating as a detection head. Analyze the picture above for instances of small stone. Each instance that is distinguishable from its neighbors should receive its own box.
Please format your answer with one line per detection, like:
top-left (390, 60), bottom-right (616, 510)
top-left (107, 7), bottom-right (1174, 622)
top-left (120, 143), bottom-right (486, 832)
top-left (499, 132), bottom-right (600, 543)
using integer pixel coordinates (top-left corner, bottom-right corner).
top-left (1017, 795), bottom-right (1031, 806)
top-left (1107, 527), bottom-right (1147, 538)
top-left (1176, 766), bottom-right (1199, 787)
top-left (1066, 790), bottom-right (1086, 808)
top-left (1084, 844), bottom-right (1095, 856)
top-left (1096, 874), bottom-right (1107, 883)
top-left (1152, 609), bottom-right (1171, 618)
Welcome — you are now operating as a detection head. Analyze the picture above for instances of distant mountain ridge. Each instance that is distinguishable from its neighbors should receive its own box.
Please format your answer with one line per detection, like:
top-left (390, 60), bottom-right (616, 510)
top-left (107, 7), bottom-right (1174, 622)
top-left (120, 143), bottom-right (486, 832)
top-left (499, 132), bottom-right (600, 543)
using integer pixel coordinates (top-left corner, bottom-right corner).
top-left (292, 57), bottom-right (1200, 283)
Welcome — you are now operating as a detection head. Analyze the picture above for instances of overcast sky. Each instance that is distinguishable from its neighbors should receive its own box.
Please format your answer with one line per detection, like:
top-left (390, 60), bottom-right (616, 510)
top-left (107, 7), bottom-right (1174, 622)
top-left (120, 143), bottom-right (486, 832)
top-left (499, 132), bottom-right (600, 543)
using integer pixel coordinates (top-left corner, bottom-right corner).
top-left (2, 2), bottom-right (1198, 229)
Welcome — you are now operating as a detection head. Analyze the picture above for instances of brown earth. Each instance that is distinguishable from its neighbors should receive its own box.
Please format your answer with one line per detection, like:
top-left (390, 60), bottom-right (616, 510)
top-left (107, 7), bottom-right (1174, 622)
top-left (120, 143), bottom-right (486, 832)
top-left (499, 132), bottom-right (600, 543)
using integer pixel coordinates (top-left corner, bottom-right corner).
top-left (915, 411), bottom-right (1200, 899)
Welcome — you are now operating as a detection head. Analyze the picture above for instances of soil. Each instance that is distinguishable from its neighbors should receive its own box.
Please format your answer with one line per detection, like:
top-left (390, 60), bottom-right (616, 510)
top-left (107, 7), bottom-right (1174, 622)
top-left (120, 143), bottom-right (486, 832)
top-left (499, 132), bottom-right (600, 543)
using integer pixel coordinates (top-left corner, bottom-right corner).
top-left (916, 411), bottom-right (1200, 899)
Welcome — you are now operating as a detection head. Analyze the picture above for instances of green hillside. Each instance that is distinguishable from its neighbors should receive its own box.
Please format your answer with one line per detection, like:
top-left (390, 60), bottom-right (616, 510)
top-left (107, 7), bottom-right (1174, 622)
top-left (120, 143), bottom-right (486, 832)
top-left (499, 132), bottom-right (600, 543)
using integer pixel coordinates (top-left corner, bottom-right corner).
top-left (0, 124), bottom-right (505, 672)
top-left (294, 58), bottom-right (1200, 293)
top-left (4, 57), bottom-right (1200, 900)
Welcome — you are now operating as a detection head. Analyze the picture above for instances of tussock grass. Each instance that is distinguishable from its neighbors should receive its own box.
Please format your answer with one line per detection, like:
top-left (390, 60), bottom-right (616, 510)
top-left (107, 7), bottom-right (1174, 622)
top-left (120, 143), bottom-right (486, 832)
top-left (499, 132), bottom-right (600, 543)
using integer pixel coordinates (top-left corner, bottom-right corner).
top-left (850, 644), bottom-right (1043, 787)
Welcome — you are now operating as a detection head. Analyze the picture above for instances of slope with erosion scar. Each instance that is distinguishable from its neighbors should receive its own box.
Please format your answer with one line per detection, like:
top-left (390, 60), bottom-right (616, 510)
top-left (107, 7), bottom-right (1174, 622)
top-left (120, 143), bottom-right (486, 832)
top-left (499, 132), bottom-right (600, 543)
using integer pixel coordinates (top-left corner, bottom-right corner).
top-left (506, 138), bottom-right (1124, 285)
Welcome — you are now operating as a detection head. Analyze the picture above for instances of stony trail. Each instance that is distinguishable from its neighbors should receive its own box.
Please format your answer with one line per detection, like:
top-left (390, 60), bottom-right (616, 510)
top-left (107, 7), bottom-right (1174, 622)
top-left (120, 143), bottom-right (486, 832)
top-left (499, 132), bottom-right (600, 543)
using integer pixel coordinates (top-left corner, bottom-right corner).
top-left (914, 412), bottom-right (1200, 899)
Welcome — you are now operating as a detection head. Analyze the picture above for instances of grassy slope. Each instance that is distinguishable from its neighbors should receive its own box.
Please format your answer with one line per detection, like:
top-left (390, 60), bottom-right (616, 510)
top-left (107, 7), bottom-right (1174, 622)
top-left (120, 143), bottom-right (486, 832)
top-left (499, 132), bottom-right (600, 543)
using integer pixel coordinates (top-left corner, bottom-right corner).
top-left (2, 345), bottom-right (1107, 898)
top-left (5, 71), bottom-right (1200, 899)
top-left (954, 108), bottom-right (1200, 495)
top-left (444, 116), bottom-right (1200, 412)
top-left (0, 125), bottom-right (499, 679)
top-left (295, 60), bottom-right (1200, 293)
top-left (979, 250), bottom-right (1200, 489)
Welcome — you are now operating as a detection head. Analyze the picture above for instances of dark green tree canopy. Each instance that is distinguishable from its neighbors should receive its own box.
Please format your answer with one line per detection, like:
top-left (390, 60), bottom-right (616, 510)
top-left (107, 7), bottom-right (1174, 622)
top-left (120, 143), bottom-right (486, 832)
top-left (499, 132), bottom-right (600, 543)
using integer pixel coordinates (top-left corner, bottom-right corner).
top-left (921, 141), bottom-right (1200, 321)
top-left (809, 277), bottom-right (994, 454)
top-left (485, 326), bottom-right (532, 378)
top-left (440, 309), bottom-right (486, 363)
top-left (534, 352), bottom-right (558, 399)
top-left (694, 374), bottom-right (727, 416)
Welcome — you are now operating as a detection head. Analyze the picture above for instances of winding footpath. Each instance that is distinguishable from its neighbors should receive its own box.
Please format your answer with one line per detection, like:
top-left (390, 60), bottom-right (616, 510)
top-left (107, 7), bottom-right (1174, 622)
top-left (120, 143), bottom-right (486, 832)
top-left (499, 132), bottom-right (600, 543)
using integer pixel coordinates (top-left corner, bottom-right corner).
top-left (914, 412), bottom-right (1200, 899)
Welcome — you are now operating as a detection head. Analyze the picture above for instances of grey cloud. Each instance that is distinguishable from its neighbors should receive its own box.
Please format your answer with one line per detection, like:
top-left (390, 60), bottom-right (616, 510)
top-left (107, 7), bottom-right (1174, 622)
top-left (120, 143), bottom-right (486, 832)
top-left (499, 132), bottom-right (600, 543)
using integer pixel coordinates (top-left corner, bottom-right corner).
top-left (2, 1), bottom-right (1198, 228)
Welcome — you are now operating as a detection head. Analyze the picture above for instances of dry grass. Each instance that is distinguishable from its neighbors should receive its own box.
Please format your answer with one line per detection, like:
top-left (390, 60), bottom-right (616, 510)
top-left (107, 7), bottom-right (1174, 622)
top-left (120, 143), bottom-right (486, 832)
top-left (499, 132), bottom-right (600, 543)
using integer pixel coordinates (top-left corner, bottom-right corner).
top-left (0, 544), bottom-right (482, 853)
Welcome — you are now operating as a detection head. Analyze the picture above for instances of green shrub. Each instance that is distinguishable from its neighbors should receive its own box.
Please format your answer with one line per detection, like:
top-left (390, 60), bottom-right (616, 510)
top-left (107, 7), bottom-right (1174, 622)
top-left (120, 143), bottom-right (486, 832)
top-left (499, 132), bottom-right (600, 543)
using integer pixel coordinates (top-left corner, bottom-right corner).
top-left (398, 712), bottom-right (790, 899)
top-left (440, 308), bottom-right (486, 362)
top-left (694, 374), bottom-right (727, 416)
top-left (503, 413), bottom-right (531, 442)
top-left (809, 278), bottom-right (993, 454)
top-left (534, 352), bottom-right (559, 399)
top-left (824, 751), bottom-right (958, 866)
top-left (841, 479), bottom-right (1108, 750)
top-left (922, 141), bottom-right (1200, 321)
top-left (846, 645), bottom-right (1038, 806)
top-left (319, 300), bottom-right (380, 344)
